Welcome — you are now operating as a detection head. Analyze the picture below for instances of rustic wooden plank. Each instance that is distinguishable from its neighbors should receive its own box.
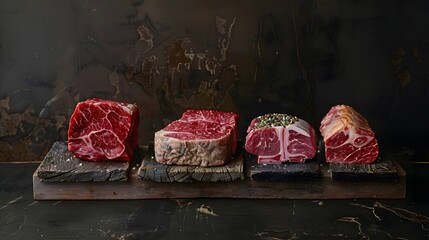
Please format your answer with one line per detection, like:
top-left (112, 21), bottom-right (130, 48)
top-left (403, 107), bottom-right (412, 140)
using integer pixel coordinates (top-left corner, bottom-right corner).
top-left (32, 166), bottom-right (406, 200)
top-left (36, 141), bottom-right (130, 182)
top-left (137, 149), bottom-right (244, 182)
top-left (330, 157), bottom-right (398, 181)
top-left (33, 156), bottom-right (406, 200)
top-left (33, 144), bottom-right (406, 200)
top-left (247, 157), bottom-right (320, 181)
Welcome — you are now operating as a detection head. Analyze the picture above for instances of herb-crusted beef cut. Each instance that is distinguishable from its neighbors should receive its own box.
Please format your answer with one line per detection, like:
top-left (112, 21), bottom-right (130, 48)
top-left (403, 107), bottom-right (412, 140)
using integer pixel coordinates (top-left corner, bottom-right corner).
top-left (245, 113), bottom-right (317, 164)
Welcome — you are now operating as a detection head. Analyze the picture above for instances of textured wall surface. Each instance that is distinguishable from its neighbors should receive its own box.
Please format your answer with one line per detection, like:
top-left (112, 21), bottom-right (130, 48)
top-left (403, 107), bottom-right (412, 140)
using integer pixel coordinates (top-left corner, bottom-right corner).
top-left (1, 0), bottom-right (429, 161)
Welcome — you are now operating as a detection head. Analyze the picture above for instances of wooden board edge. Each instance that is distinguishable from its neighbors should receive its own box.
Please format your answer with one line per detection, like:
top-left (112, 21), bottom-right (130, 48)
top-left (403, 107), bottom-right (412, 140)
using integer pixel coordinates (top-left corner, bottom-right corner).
top-left (137, 153), bottom-right (244, 183)
top-left (394, 161), bottom-right (406, 177)
top-left (33, 168), bottom-right (406, 200)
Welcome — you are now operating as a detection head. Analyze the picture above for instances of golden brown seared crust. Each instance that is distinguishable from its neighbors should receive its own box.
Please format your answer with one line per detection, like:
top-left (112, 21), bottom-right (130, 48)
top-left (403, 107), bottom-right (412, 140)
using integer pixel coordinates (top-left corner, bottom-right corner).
top-left (154, 130), bottom-right (234, 167)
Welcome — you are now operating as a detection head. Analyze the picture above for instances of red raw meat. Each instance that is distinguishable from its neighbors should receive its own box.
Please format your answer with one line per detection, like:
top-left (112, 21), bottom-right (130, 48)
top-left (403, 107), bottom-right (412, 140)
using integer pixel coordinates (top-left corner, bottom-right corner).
top-left (245, 114), bottom-right (317, 164)
top-left (68, 98), bottom-right (140, 161)
top-left (154, 110), bottom-right (239, 166)
top-left (320, 104), bottom-right (379, 164)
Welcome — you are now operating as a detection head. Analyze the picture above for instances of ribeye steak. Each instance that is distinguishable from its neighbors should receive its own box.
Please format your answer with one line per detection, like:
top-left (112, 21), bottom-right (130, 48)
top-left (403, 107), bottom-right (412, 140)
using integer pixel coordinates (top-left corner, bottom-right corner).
top-left (68, 98), bottom-right (140, 161)
top-left (154, 110), bottom-right (239, 167)
top-left (245, 113), bottom-right (317, 164)
top-left (320, 104), bottom-right (379, 164)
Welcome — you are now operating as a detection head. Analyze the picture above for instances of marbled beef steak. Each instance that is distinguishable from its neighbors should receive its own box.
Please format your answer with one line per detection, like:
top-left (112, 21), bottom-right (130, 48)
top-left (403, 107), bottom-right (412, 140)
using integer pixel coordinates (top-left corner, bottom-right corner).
top-left (320, 105), bottom-right (379, 164)
top-left (245, 113), bottom-right (317, 164)
top-left (68, 98), bottom-right (140, 161)
top-left (154, 110), bottom-right (239, 167)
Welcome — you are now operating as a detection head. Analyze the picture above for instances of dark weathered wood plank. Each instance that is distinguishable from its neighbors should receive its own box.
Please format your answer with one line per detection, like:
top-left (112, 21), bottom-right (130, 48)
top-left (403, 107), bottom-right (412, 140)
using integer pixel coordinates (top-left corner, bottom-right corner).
top-left (36, 141), bottom-right (130, 182)
top-left (247, 156), bottom-right (320, 181)
top-left (33, 160), bottom-right (406, 200)
top-left (33, 164), bottom-right (406, 200)
top-left (330, 157), bottom-right (398, 181)
top-left (33, 145), bottom-right (406, 200)
top-left (137, 149), bottom-right (243, 182)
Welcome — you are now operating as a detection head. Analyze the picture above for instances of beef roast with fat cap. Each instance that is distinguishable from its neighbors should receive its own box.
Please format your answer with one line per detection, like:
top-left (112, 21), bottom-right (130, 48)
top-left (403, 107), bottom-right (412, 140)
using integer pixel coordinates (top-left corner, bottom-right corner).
top-left (320, 104), bottom-right (379, 164)
top-left (154, 110), bottom-right (239, 167)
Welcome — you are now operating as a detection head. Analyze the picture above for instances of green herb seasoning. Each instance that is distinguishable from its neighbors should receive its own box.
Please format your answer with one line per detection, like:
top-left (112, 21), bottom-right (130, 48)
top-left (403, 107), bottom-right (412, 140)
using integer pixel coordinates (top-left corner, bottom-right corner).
top-left (253, 113), bottom-right (299, 129)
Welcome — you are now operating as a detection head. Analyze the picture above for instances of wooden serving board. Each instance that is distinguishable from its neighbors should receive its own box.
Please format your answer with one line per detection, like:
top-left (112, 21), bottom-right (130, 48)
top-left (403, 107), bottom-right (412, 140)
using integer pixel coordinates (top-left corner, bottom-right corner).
top-left (33, 146), bottom-right (407, 200)
top-left (36, 142), bottom-right (130, 182)
top-left (138, 152), bottom-right (244, 183)
top-left (248, 159), bottom-right (321, 181)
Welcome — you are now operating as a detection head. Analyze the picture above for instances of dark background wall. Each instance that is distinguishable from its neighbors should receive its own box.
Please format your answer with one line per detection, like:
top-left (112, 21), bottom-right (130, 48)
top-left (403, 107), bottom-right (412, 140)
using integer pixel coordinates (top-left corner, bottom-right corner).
top-left (1, 0), bottom-right (428, 161)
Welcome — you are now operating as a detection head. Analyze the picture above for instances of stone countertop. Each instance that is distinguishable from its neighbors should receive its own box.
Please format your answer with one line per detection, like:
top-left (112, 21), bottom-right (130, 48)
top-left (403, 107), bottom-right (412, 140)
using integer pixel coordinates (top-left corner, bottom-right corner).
top-left (0, 162), bottom-right (428, 240)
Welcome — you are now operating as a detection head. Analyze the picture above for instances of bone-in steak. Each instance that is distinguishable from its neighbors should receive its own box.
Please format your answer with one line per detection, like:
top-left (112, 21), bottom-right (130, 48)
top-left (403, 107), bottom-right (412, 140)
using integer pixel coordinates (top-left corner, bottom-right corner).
top-left (68, 98), bottom-right (140, 161)
top-left (154, 110), bottom-right (239, 167)
top-left (320, 105), bottom-right (379, 164)
top-left (245, 113), bottom-right (317, 164)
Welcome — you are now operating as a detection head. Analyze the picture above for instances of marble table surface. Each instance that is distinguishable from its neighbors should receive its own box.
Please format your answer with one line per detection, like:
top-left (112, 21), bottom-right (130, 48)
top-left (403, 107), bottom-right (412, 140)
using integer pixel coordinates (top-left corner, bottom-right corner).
top-left (1, 162), bottom-right (428, 240)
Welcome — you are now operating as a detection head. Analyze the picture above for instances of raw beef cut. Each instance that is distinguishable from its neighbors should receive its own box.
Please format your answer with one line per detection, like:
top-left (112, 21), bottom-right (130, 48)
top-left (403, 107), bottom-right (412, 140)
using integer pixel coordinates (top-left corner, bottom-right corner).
top-left (320, 104), bottom-right (379, 164)
top-left (154, 110), bottom-right (239, 167)
top-left (68, 98), bottom-right (140, 161)
top-left (245, 113), bottom-right (317, 164)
